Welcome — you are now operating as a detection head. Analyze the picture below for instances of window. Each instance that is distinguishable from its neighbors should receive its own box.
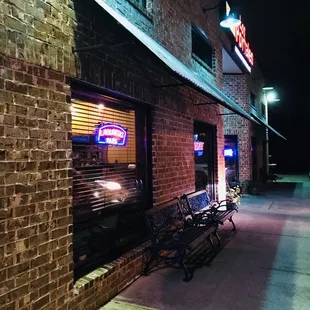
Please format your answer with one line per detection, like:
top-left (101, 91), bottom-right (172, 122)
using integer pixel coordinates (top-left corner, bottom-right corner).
top-left (261, 102), bottom-right (266, 118)
top-left (194, 121), bottom-right (216, 199)
top-left (71, 91), bottom-right (150, 279)
top-left (250, 92), bottom-right (256, 108)
top-left (192, 26), bottom-right (214, 70)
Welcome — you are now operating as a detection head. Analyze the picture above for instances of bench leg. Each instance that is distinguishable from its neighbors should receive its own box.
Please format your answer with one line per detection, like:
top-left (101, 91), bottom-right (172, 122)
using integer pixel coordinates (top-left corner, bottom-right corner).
top-left (229, 216), bottom-right (236, 231)
top-left (213, 230), bottom-right (221, 247)
top-left (207, 234), bottom-right (214, 248)
top-left (178, 249), bottom-right (191, 282)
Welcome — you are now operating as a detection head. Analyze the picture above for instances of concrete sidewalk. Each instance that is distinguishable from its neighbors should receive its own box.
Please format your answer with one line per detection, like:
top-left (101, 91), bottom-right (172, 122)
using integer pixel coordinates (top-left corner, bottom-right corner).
top-left (102, 175), bottom-right (310, 310)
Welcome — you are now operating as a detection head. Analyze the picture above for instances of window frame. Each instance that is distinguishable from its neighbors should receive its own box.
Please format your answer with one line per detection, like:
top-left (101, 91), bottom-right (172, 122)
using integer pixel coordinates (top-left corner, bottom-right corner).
top-left (250, 92), bottom-right (256, 109)
top-left (191, 25), bottom-right (215, 72)
top-left (261, 102), bottom-right (266, 118)
top-left (127, 0), bottom-right (152, 19)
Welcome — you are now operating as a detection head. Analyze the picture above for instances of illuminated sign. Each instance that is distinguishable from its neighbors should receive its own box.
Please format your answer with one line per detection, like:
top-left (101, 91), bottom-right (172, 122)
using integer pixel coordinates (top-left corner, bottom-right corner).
top-left (226, 2), bottom-right (254, 68)
top-left (96, 124), bottom-right (127, 146)
top-left (194, 142), bottom-right (204, 152)
top-left (224, 148), bottom-right (234, 157)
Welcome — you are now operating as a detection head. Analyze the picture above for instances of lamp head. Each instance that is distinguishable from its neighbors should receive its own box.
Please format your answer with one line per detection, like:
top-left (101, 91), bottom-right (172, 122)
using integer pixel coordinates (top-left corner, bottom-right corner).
top-left (220, 13), bottom-right (241, 28)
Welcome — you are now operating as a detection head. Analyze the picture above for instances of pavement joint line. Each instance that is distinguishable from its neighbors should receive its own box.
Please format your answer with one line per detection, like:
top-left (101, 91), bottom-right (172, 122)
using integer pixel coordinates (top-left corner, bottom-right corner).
top-left (226, 229), bottom-right (310, 239)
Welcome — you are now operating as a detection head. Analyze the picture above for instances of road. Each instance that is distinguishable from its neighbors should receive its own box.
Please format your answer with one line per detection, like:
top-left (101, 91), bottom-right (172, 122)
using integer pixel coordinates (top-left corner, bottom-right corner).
top-left (103, 175), bottom-right (310, 310)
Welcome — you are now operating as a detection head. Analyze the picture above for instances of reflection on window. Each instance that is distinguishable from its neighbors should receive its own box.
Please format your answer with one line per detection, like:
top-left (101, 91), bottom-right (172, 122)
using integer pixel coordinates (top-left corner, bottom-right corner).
top-left (72, 99), bottom-right (139, 213)
top-left (192, 26), bottom-right (214, 70)
top-left (261, 102), bottom-right (266, 118)
top-left (71, 97), bottom-right (147, 279)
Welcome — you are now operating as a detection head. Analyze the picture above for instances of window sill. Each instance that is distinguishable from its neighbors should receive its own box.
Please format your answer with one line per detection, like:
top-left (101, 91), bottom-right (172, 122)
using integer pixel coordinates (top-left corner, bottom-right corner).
top-left (127, 0), bottom-right (153, 21)
top-left (192, 53), bottom-right (215, 76)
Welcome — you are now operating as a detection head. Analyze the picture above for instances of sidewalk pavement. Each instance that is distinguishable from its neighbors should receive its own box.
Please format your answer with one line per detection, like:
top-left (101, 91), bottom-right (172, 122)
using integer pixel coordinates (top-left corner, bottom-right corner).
top-left (102, 175), bottom-right (310, 310)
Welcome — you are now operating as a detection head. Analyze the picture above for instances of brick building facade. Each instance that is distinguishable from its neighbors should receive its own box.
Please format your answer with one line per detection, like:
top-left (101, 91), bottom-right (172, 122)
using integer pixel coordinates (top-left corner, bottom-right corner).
top-left (221, 17), bottom-right (267, 188)
top-left (0, 0), bottom-right (255, 309)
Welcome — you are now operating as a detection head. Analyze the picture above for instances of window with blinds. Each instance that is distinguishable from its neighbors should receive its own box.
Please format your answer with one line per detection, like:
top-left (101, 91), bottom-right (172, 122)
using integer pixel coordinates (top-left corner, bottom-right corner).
top-left (71, 91), bottom-right (150, 279)
top-left (71, 98), bottom-right (142, 217)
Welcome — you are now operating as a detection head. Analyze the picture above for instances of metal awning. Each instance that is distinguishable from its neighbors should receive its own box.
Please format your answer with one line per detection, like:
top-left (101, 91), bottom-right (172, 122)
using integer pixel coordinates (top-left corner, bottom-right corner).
top-left (251, 113), bottom-right (287, 140)
top-left (93, 0), bottom-right (258, 123)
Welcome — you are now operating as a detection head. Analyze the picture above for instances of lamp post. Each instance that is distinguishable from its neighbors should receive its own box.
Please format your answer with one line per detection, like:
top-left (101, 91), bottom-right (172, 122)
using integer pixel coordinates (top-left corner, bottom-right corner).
top-left (262, 87), bottom-right (280, 177)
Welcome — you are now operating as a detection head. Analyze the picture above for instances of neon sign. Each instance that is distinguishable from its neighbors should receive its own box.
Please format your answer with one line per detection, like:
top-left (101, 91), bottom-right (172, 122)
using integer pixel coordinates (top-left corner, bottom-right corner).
top-left (96, 124), bottom-right (127, 146)
top-left (224, 148), bottom-right (234, 157)
top-left (226, 2), bottom-right (254, 67)
top-left (194, 142), bottom-right (204, 152)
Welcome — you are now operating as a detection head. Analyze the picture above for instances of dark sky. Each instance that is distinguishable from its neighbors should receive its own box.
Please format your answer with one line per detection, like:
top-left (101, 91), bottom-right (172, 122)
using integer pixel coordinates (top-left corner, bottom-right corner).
top-left (234, 0), bottom-right (309, 173)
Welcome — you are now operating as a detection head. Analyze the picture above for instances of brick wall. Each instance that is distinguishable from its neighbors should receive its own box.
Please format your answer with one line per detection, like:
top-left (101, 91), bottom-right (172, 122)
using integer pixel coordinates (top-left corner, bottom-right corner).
top-left (0, 55), bottom-right (72, 310)
top-left (0, 0), bottom-right (226, 309)
top-left (223, 74), bottom-right (252, 183)
top-left (223, 66), bottom-right (267, 184)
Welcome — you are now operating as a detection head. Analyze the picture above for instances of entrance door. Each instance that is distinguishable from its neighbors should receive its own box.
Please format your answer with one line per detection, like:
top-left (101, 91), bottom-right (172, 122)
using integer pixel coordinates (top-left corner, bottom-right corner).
top-left (224, 135), bottom-right (239, 186)
top-left (194, 121), bottom-right (216, 199)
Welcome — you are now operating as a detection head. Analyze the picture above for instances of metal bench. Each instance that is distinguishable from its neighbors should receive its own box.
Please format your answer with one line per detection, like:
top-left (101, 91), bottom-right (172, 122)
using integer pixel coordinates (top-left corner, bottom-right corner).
top-left (144, 198), bottom-right (218, 282)
top-left (181, 190), bottom-right (238, 245)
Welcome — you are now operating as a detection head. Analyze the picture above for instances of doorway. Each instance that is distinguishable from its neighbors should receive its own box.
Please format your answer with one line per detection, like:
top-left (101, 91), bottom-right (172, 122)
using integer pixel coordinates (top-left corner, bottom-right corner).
top-left (194, 121), bottom-right (216, 199)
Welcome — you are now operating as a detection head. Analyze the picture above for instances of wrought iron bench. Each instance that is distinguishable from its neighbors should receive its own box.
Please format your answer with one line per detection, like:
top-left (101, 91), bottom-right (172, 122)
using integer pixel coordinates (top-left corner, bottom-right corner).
top-left (144, 198), bottom-right (218, 282)
top-left (181, 190), bottom-right (238, 245)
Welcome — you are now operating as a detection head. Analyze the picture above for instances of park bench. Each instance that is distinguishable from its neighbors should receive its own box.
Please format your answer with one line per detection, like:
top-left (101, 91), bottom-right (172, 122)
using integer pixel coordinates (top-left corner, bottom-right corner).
top-left (144, 198), bottom-right (218, 282)
top-left (181, 190), bottom-right (238, 246)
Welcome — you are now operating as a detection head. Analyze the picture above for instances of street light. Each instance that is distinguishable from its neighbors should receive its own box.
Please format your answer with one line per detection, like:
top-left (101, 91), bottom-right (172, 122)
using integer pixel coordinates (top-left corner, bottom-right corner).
top-left (262, 87), bottom-right (280, 177)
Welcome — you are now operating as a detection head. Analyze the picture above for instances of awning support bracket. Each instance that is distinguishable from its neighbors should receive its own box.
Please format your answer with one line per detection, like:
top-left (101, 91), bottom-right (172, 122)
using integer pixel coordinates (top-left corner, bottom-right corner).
top-left (153, 83), bottom-right (185, 88)
top-left (72, 41), bottom-right (135, 53)
top-left (217, 112), bottom-right (236, 116)
top-left (194, 102), bottom-right (217, 106)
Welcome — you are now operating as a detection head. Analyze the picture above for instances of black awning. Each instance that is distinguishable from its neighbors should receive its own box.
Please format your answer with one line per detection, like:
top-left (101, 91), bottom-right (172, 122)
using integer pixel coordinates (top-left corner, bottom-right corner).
top-left (251, 113), bottom-right (287, 140)
top-left (93, 0), bottom-right (259, 124)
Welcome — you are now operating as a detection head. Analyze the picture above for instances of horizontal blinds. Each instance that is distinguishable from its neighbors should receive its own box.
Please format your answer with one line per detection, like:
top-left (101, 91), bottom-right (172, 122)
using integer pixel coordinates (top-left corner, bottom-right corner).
top-left (71, 98), bottom-right (141, 216)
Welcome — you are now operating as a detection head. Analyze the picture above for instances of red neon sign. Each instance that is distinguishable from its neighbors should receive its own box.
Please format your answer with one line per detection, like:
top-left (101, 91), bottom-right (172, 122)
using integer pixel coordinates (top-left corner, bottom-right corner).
top-left (231, 17), bottom-right (254, 66)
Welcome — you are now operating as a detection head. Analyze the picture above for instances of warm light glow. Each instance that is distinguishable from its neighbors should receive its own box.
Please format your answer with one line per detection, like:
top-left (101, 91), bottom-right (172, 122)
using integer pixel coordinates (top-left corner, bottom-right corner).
top-left (70, 106), bottom-right (76, 114)
top-left (95, 180), bottom-right (122, 191)
top-left (104, 181), bottom-right (121, 191)
top-left (93, 191), bottom-right (100, 198)
top-left (98, 103), bottom-right (104, 110)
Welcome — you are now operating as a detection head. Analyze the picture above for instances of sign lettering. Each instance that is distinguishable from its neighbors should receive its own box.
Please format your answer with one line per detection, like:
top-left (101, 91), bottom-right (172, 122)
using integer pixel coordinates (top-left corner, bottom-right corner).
top-left (96, 124), bottom-right (127, 146)
top-left (226, 2), bottom-right (254, 67)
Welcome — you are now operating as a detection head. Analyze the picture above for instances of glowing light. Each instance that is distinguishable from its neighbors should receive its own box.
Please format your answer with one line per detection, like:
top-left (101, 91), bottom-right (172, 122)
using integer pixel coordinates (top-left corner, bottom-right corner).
top-left (220, 16), bottom-right (241, 28)
top-left (266, 91), bottom-right (280, 103)
top-left (98, 103), bottom-right (104, 110)
top-left (229, 9), bottom-right (254, 67)
top-left (70, 106), bottom-right (77, 114)
top-left (104, 182), bottom-right (121, 191)
top-left (234, 46), bottom-right (251, 73)
top-left (224, 149), bottom-right (234, 157)
top-left (93, 191), bottom-right (99, 198)
top-left (194, 142), bottom-right (204, 151)
top-left (95, 124), bottom-right (127, 146)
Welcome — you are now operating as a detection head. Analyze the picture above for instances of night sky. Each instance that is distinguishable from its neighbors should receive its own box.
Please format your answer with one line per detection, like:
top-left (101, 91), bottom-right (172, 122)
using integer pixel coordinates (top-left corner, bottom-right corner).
top-left (234, 0), bottom-right (309, 173)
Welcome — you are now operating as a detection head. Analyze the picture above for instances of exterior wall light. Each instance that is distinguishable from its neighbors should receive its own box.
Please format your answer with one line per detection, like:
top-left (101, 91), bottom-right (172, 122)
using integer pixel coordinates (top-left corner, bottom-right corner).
top-left (203, 1), bottom-right (241, 28)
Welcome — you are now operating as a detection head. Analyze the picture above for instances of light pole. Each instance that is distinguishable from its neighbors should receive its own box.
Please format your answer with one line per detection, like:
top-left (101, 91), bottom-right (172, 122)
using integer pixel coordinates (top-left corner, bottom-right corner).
top-left (262, 87), bottom-right (280, 177)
